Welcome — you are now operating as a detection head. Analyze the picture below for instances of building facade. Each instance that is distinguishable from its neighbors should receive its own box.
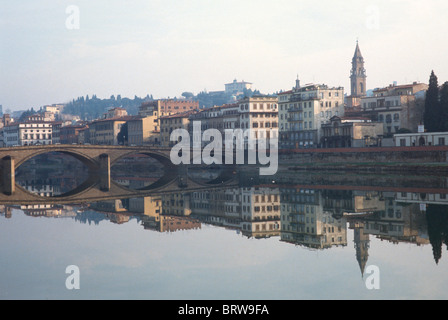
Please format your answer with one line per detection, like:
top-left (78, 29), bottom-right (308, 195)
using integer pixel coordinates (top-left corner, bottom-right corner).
top-left (160, 110), bottom-right (198, 147)
top-left (59, 124), bottom-right (88, 144)
top-left (278, 81), bottom-right (344, 149)
top-left (187, 103), bottom-right (240, 149)
top-left (394, 131), bottom-right (448, 147)
top-left (280, 187), bottom-right (348, 249)
top-left (139, 99), bottom-right (199, 118)
top-left (103, 107), bottom-right (128, 119)
top-left (321, 116), bottom-right (384, 148)
top-left (88, 116), bottom-right (133, 145)
top-left (237, 96), bottom-right (279, 148)
top-left (127, 115), bottom-right (160, 146)
top-left (225, 79), bottom-right (253, 95)
top-left (3, 122), bottom-right (53, 146)
top-left (356, 82), bottom-right (428, 136)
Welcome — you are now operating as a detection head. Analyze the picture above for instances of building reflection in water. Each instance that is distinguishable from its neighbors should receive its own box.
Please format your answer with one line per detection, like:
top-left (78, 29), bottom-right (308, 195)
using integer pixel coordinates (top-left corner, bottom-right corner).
top-left (3, 184), bottom-right (448, 268)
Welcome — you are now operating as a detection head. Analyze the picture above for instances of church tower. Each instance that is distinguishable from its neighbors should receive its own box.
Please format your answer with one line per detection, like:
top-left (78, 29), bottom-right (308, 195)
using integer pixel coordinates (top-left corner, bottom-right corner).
top-left (353, 222), bottom-right (370, 277)
top-left (350, 41), bottom-right (367, 97)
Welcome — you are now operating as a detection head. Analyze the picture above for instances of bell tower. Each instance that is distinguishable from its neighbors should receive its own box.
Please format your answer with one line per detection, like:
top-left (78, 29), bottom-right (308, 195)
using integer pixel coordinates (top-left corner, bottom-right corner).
top-left (350, 41), bottom-right (367, 97)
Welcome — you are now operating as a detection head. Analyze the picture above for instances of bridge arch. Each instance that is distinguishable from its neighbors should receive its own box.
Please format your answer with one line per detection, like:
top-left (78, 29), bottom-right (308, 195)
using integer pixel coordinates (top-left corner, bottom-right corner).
top-left (14, 148), bottom-right (99, 171)
top-left (111, 150), bottom-right (179, 191)
top-left (110, 150), bottom-right (175, 168)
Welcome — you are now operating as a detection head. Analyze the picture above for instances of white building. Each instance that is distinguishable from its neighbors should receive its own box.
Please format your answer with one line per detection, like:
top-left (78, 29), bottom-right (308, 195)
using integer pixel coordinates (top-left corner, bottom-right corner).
top-left (188, 96), bottom-right (278, 150)
top-left (3, 122), bottom-right (53, 146)
top-left (278, 80), bottom-right (345, 148)
top-left (44, 105), bottom-right (63, 115)
top-left (225, 79), bottom-right (253, 95)
top-left (394, 131), bottom-right (448, 147)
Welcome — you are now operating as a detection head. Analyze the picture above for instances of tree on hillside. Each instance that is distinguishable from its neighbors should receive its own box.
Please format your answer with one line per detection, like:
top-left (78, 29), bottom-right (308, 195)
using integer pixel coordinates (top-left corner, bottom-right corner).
top-left (439, 82), bottom-right (448, 131)
top-left (19, 108), bottom-right (36, 122)
top-left (182, 92), bottom-right (194, 99)
top-left (424, 71), bottom-right (441, 132)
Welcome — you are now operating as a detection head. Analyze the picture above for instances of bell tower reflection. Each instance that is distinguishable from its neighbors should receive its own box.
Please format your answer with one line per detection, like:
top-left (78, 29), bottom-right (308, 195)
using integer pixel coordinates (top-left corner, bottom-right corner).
top-left (351, 221), bottom-right (370, 276)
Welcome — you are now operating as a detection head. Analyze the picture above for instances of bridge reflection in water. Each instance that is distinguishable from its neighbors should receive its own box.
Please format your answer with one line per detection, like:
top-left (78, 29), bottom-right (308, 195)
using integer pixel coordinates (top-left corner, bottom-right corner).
top-left (2, 167), bottom-right (448, 267)
top-left (0, 144), bottom-right (238, 204)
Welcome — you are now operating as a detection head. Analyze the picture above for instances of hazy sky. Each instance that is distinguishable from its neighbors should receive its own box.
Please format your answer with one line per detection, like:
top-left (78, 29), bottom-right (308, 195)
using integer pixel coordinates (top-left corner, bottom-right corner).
top-left (1, 0), bottom-right (447, 111)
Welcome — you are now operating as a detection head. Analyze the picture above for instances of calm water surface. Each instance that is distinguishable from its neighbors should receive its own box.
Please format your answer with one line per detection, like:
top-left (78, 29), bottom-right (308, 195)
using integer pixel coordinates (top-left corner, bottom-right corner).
top-left (1, 175), bottom-right (448, 300)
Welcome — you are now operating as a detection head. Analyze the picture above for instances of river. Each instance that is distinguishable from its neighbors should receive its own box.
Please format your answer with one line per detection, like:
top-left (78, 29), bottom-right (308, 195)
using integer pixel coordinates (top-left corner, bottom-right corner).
top-left (0, 154), bottom-right (447, 300)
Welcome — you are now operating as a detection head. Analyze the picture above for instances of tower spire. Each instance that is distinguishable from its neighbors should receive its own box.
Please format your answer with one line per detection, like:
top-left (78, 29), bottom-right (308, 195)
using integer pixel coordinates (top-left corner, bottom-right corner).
top-left (350, 40), bottom-right (367, 97)
top-left (295, 74), bottom-right (300, 90)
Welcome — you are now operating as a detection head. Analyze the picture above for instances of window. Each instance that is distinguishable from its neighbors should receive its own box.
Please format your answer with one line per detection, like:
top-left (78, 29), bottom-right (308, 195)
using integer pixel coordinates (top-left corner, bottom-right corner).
top-left (400, 139), bottom-right (406, 147)
top-left (439, 137), bottom-right (445, 146)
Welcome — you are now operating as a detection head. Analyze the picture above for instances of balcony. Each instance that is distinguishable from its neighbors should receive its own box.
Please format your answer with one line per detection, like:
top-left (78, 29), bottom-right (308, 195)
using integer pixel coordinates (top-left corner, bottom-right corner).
top-left (288, 106), bottom-right (303, 112)
top-left (289, 94), bottom-right (318, 102)
top-left (287, 117), bottom-right (303, 122)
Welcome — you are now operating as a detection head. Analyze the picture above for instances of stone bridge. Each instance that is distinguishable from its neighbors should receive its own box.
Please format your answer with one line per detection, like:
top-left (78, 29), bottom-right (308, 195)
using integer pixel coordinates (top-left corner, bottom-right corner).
top-left (0, 144), bottom-right (238, 204)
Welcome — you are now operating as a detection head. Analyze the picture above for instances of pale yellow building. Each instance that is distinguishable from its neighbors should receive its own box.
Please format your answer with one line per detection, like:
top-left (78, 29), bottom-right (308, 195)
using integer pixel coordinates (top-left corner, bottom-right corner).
top-left (240, 187), bottom-right (281, 239)
top-left (358, 82), bottom-right (428, 135)
top-left (127, 115), bottom-right (160, 145)
top-left (160, 110), bottom-right (197, 147)
top-left (161, 192), bottom-right (192, 216)
top-left (237, 95), bottom-right (279, 148)
top-left (103, 107), bottom-right (128, 119)
top-left (89, 116), bottom-right (134, 145)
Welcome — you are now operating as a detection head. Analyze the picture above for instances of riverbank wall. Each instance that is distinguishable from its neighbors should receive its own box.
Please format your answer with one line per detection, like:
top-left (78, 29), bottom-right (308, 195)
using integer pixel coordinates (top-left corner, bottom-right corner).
top-left (278, 146), bottom-right (448, 174)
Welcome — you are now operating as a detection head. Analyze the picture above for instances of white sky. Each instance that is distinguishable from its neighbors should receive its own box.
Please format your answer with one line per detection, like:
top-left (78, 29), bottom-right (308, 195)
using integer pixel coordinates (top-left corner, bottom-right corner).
top-left (1, 0), bottom-right (447, 111)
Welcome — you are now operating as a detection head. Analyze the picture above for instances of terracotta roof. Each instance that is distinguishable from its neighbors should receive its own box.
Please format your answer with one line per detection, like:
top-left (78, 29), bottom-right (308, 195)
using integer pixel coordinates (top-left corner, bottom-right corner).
top-left (159, 110), bottom-right (198, 119)
top-left (90, 115), bottom-right (141, 124)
